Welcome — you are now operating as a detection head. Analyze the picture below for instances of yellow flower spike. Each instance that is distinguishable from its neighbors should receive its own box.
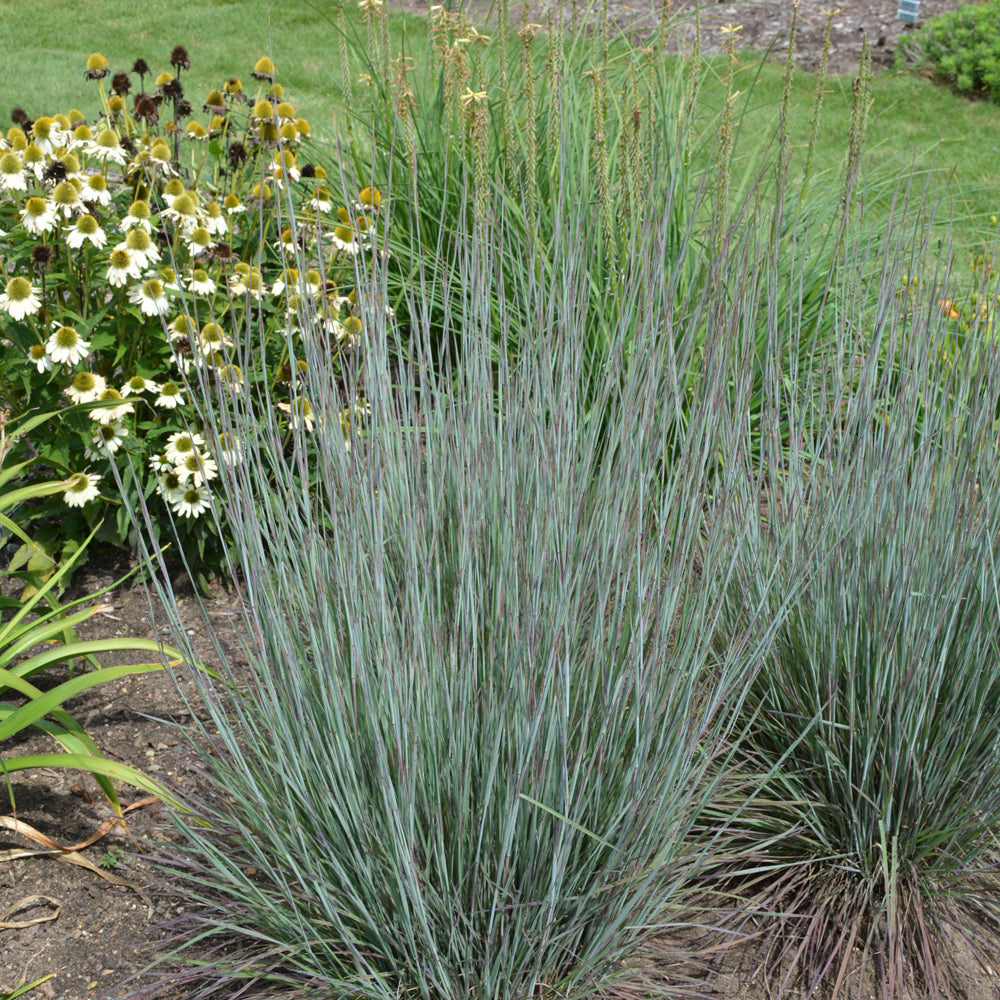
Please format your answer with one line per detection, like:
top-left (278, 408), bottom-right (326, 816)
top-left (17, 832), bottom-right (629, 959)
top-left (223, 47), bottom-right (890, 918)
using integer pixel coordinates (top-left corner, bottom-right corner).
top-left (312, 164), bottom-right (326, 179)
top-left (268, 83), bottom-right (285, 101)
top-left (73, 124), bottom-right (93, 141)
top-left (460, 88), bottom-right (488, 106)
top-left (258, 121), bottom-right (279, 142)
top-left (186, 121), bottom-right (209, 139)
top-left (224, 77), bottom-right (243, 94)
top-left (7, 128), bottom-right (27, 150)
top-left (211, 114), bottom-right (226, 130)
top-left (67, 108), bottom-right (86, 125)
top-left (53, 113), bottom-right (71, 130)
top-left (253, 99), bottom-right (274, 120)
top-left (108, 95), bottom-right (126, 113)
top-left (276, 101), bottom-right (296, 118)
top-left (295, 118), bottom-right (312, 138)
top-left (280, 122), bottom-right (298, 142)
top-left (205, 88), bottom-right (226, 108)
top-left (336, 206), bottom-right (351, 224)
top-left (359, 186), bottom-right (381, 209)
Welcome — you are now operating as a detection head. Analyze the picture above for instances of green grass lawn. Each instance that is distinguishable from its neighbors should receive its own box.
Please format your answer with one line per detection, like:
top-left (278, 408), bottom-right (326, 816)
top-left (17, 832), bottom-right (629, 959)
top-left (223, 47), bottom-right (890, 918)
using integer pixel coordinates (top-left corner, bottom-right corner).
top-left (3, 0), bottom-right (999, 263)
top-left (696, 52), bottom-right (1000, 252)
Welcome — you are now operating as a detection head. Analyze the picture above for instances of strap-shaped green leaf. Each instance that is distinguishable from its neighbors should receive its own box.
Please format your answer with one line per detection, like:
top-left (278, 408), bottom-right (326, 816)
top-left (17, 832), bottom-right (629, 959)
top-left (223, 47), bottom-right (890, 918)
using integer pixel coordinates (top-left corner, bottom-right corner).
top-left (1, 752), bottom-right (180, 810)
top-left (0, 660), bottom-right (168, 742)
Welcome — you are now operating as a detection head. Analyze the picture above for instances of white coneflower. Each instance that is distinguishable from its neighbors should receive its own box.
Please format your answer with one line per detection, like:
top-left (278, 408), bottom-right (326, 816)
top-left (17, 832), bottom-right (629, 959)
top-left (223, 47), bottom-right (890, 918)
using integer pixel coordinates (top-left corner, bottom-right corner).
top-left (135, 140), bottom-right (176, 178)
top-left (329, 224), bottom-right (361, 256)
top-left (88, 420), bottom-right (129, 455)
top-left (187, 268), bottom-right (217, 296)
top-left (120, 199), bottom-right (154, 232)
top-left (63, 471), bottom-right (101, 507)
top-left (223, 193), bottom-right (245, 215)
top-left (307, 185), bottom-right (333, 213)
top-left (118, 227), bottom-right (160, 268)
top-left (229, 266), bottom-right (263, 299)
top-left (168, 315), bottom-right (197, 340)
top-left (159, 178), bottom-right (186, 208)
top-left (0, 276), bottom-right (42, 320)
top-left (120, 373), bottom-right (160, 397)
top-left (277, 396), bottom-right (316, 433)
top-left (215, 431), bottom-right (243, 465)
top-left (51, 180), bottom-right (84, 218)
top-left (175, 450), bottom-right (218, 486)
top-left (106, 246), bottom-right (142, 287)
top-left (164, 430), bottom-right (205, 465)
top-left (86, 128), bottom-right (128, 165)
top-left (89, 387), bottom-right (135, 424)
top-left (170, 482), bottom-right (211, 518)
top-left (213, 363), bottom-right (243, 394)
top-left (154, 380), bottom-right (185, 408)
top-left (304, 269), bottom-right (323, 297)
top-left (198, 322), bottom-right (231, 356)
top-left (46, 324), bottom-right (91, 365)
top-left (20, 144), bottom-right (45, 182)
top-left (337, 315), bottom-right (364, 350)
top-left (161, 190), bottom-right (200, 231)
top-left (156, 470), bottom-right (186, 504)
top-left (83, 173), bottom-right (112, 206)
top-left (19, 196), bottom-right (57, 235)
top-left (127, 278), bottom-right (169, 317)
top-left (0, 151), bottom-right (27, 191)
top-left (65, 213), bottom-right (107, 249)
top-left (271, 268), bottom-right (298, 298)
top-left (26, 343), bottom-right (53, 373)
top-left (185, 226), bottom-right (214, 254)
top-left (31, 116), bottom-right (68, 155)
top-left (64, 370), bottom-right (107, 403)
top-left (201, 199), bottom-right (228, 235)
top-left (158, 265), bottom-right (183, 292)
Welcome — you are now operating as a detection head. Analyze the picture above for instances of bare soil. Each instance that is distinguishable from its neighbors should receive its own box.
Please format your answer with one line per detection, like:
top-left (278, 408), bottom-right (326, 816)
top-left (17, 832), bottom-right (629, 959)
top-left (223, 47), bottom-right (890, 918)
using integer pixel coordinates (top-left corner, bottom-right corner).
top-left (0, 2), bottom-right (986, 997)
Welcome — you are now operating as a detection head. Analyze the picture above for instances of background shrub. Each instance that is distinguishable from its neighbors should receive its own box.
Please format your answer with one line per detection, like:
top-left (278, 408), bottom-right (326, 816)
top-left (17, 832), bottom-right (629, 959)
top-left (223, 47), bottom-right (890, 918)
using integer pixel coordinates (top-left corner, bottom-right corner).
top-left (897, 0), bottom-right (1000, 101)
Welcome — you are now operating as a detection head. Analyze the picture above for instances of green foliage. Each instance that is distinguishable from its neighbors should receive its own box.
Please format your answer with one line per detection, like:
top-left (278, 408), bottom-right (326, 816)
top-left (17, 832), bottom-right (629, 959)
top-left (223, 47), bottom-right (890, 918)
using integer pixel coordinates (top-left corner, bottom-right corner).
top-left (98, 846), bottom-right (125, 870)
top-left (0, 975), bottom-right (54, 1000)
top-left (897, 0), bottom-right (1000, 101)
top-left (0, 409), bottom-right (188, 814)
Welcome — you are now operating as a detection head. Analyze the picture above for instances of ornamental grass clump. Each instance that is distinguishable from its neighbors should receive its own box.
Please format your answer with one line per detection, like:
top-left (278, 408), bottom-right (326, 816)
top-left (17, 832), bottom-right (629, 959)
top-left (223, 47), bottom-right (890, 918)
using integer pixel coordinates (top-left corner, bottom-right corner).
top-left (126, 146), bottom-right (792, 998)
top-left (710, 194), bottom-right (1000, 996)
